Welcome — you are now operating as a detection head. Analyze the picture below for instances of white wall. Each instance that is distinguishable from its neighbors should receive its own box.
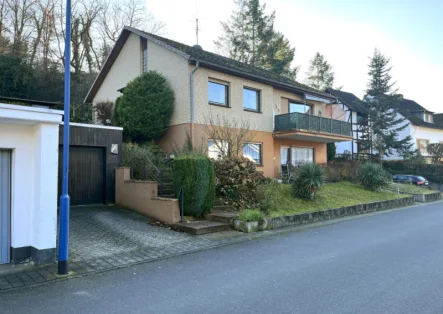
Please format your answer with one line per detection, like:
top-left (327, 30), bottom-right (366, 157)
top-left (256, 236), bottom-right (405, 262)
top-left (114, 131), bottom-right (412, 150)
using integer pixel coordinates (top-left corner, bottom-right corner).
top-left (0, 104), bottom-right (62, 253)
top-left (147, 39), bottom-right (190, 125)
top-left (336, 111), bottom-right (358, 154)
top-left (93, 33), bottom-right (141, 105)
top-left (410, 125), bottom-right (443, 156)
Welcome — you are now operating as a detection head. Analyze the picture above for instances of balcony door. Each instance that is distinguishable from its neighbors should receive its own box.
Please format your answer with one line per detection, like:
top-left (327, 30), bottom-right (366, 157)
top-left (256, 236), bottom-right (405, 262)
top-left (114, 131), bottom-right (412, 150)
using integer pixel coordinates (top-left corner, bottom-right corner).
top-left (281, 146), bottom-right (314, 166)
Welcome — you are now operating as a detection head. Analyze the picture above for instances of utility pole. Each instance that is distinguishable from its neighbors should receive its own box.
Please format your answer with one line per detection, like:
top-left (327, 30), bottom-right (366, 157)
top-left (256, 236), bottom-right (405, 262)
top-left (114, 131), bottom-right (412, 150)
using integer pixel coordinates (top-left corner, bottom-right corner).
top-left (58, 0), bottom-right (71, 275)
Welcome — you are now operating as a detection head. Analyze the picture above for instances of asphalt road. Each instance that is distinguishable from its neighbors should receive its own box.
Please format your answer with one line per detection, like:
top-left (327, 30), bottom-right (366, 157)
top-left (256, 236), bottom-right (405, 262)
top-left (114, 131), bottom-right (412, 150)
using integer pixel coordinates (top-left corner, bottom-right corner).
top-left (2, 201), bottom-right (443, 314)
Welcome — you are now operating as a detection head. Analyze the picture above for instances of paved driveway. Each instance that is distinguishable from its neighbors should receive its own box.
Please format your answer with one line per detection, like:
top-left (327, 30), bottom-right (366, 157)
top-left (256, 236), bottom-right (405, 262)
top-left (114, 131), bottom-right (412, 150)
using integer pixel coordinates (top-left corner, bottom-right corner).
top-left (69, 206), bottom-right (194, 261)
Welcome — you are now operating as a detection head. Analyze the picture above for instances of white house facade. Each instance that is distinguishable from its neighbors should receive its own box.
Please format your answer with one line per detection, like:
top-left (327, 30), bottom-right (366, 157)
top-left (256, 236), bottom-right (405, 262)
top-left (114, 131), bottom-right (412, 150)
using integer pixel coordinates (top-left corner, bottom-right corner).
top-left (0, 103), bottom-right (63, 265)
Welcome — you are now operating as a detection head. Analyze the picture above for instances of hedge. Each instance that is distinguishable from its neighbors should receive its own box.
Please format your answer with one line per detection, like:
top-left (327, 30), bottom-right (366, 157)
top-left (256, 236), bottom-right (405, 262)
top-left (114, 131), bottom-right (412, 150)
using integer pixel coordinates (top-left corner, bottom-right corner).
top-left (173, 156), bottom-right (215, 217)
top-left (383, 161), bottom-right (443, 183)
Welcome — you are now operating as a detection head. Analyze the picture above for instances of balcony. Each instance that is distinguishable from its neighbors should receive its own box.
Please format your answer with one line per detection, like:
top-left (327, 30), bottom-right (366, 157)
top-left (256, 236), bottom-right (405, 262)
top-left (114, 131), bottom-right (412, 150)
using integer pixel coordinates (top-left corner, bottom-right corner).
top-left (274, 112), bottom-right (352, 143)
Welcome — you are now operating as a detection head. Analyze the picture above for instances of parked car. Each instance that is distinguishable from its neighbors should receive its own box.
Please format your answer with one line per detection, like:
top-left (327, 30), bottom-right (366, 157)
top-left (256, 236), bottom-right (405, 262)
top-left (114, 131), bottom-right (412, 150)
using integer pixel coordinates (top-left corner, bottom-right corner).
top-left (392, 175), bottom-right (429, 186)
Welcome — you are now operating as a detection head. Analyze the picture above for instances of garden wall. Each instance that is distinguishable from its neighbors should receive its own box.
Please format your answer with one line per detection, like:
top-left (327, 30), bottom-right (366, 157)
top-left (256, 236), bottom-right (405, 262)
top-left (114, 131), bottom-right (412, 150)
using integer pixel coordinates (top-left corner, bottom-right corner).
top-left (115, 167), bottom-right (180, 224)
top-left (234, 196), bottom-right (415, 232)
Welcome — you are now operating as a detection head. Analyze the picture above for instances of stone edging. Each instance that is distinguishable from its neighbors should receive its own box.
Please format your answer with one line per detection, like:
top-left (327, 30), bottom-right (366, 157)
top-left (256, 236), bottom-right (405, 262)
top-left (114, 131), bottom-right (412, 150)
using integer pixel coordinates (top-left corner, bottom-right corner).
top-left (384, 189), bottom-right (441, 203)
top-left (234, 196), bottom-right (415, 233)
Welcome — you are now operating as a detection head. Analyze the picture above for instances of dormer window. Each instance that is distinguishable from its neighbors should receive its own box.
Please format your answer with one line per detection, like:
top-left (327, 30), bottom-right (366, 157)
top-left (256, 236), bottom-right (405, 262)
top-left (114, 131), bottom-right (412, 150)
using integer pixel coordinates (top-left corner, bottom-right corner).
top-left (424, 113), bottom-right (433, 123)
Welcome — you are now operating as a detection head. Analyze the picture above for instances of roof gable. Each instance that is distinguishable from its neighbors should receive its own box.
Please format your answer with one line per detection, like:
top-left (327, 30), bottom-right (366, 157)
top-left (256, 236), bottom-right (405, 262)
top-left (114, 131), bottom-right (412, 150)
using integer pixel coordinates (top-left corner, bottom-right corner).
top-left (325, 88), bottom-right (367, 113)
top-left (85, 27), bottom-right (335, 103)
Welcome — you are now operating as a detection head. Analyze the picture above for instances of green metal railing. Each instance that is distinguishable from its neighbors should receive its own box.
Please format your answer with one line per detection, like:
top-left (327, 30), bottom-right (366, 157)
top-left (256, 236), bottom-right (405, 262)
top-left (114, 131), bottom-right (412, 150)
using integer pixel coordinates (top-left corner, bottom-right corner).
top-left (274, 112), bottom-right (352, 137)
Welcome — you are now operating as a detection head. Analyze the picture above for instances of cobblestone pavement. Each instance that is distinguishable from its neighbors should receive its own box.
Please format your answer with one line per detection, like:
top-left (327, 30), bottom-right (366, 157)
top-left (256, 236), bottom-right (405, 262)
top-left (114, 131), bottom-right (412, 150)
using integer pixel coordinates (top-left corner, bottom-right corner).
top-left (0, 206), bottom-right (265, 292)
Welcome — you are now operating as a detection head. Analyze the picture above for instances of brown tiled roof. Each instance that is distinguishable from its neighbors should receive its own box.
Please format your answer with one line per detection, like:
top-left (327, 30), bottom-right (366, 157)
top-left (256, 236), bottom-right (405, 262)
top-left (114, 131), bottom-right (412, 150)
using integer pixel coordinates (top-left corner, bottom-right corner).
top-left (85, 27), bottom-right (336, 103)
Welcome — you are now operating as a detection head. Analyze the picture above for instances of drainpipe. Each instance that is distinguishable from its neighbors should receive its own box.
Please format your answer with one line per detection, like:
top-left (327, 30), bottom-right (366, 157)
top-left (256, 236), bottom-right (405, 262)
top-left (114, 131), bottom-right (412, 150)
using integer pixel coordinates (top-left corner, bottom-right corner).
top-left (190, 61), bottom-right (200, 146)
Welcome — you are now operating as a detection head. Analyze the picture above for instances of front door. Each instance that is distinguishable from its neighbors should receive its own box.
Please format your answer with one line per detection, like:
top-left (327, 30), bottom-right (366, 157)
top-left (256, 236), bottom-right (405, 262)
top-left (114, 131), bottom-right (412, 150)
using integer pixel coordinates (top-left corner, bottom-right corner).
top-left (0, 150), bottom-right (11, 264)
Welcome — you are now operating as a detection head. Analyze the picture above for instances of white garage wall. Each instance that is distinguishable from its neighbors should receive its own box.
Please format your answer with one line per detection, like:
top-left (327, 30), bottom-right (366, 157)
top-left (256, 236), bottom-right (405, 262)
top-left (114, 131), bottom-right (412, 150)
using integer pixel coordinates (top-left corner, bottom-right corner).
top-left (0, 124), bottom-right (34, 249)
top-left (0, 104), bottom-right (62, 256)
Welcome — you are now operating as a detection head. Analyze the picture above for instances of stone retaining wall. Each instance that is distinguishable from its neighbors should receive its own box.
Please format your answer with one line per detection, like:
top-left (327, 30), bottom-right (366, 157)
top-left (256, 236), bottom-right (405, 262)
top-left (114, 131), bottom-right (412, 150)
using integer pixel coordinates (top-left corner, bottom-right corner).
top-left (234, 196), bottom-right (415, 233)
top-left (385, 188), bottom-right (441, 203)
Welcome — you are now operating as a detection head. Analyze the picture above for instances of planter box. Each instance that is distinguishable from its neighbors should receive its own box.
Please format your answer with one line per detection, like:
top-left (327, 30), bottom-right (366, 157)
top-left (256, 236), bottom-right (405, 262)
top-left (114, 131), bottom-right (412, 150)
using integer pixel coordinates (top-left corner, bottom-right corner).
top-left (234, 196), bottom-right (415, 233)
top-left (233, 220), bottom-right (259, 233)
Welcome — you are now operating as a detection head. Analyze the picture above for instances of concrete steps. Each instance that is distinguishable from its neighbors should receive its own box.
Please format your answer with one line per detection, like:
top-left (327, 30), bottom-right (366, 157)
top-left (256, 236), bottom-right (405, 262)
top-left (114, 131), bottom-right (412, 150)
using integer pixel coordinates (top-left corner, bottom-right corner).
top-left (207, 212), bottom-right (237, 224)
top-left (172, 220), bottom-right (230, 235)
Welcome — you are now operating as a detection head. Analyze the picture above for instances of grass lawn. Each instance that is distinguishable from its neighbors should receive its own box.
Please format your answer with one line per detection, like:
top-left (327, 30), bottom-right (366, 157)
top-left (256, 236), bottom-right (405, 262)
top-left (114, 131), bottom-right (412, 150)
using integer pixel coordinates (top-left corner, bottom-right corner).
top-left (262, 181), bottom-right (406, 217)
top-left (387, 182), bottom-right (436, 195)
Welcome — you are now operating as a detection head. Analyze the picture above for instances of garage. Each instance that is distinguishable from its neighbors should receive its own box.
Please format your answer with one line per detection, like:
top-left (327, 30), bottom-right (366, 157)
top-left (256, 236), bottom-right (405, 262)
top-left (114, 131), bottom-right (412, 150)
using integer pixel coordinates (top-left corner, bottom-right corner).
top-left (58, 146), bottom-right (105, 206)
top-left (58, 123), bottom-right (122, 206)
top-left (0, 150), bottom-right (11, 264)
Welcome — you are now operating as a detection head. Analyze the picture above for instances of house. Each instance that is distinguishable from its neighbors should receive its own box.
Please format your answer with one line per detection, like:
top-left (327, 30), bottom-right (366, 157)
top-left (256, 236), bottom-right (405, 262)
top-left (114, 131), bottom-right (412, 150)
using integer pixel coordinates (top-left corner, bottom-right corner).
top-left (386, 98), bottom-right (443, 161)
top-left (325, 88), bottom-right (443, 161)
top-left (325, 88), bottom-right (370, 157)
top-left (85, 27), bottom-right (352, 178)
top-left (0, 101), bottom-right (63, 265)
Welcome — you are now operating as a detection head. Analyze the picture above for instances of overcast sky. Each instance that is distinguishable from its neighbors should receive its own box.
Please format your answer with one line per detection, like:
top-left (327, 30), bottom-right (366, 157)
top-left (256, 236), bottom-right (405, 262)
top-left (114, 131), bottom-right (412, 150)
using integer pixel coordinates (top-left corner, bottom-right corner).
top-left (147, 0), bottom-right (443, 112)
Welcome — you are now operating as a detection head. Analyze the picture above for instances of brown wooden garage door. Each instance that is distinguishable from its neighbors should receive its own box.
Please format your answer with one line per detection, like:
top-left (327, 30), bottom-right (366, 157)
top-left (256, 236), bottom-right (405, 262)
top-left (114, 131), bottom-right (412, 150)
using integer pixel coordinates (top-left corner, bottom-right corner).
top-left (58, 146), bottom-right (105, 206)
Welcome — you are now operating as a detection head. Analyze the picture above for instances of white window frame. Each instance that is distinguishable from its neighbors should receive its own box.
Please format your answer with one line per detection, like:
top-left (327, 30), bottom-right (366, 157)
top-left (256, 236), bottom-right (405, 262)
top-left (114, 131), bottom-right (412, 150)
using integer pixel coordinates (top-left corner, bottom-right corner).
top-left (243, 142), bottom-right (263, 165)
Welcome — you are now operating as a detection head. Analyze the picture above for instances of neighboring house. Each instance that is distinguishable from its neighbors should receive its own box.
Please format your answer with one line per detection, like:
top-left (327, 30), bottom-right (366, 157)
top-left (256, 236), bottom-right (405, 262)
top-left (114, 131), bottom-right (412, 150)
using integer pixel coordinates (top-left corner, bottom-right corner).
top-left (85, 27), bottom-right (352, 178)
top-left (325, 88), bottom-right (370, 157)
top-left (0, 101), bottom-right (63, 265)
top-left (385, 98), bottom-right (443, 161)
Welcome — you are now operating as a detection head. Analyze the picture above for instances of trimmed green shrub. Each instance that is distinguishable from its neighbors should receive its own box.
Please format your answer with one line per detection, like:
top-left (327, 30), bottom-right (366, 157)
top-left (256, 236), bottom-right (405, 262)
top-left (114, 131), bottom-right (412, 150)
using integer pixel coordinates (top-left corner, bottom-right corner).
top-left (383, 161), bottom-right (443, 183)
top-left (292, 163), bottom-right (325, 199)
top-left (173, 156), bottom-right (215, 217)
top-left (237, 209), bottom-right (263, 222)
top-left (357, 163), bottom-right (389, 191)
top-left (212, 156), bottom-right (265, 209)
top-left (114, 71), bottom-right (174, 142)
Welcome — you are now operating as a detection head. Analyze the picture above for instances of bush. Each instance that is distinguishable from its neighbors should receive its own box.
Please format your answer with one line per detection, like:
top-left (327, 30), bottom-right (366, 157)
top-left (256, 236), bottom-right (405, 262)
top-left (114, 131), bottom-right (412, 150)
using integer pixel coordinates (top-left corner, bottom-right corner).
top-left (95, 101), bottom-right (114, 125)
top-left (357, 163), bottom-right (389, 191)
top-left (114, 71), bottom-right (174, 142)
top-left (292, 163), bottom-right (325, 199)
top-left (173, 156), bottom-right (215, 217)
top-left (213, 156), bottom-right (265, 209)
top-left (237, 209), bottom-right (263, 222)
top-left (121, 142), bottom-right (164, 180)
top-left (70, 103), bottom-right (93, 124)
top-left (325, 161), bottom-right (360, 182)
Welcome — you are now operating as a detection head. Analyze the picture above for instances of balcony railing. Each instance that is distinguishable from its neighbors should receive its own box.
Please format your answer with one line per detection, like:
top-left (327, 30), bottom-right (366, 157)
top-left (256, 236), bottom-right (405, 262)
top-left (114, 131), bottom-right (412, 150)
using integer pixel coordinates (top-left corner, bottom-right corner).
top-left (274, 112), bottom-right (352, 137)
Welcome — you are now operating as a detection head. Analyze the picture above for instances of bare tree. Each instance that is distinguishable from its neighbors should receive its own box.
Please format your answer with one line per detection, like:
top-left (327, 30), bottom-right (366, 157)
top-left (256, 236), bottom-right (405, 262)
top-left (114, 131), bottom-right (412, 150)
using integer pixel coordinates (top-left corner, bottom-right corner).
top-left (5, 0), bottom-right (36, 55)
top-left (98, 0), bottom-right (165, 44)
top-left (202, 111), bottom-right (257, 157)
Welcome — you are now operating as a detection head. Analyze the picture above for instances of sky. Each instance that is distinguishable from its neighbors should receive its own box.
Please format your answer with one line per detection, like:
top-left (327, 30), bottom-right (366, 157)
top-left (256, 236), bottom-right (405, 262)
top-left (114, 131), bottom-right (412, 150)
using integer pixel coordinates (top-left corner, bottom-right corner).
top-left (146, 0), bottom-right (443, 112)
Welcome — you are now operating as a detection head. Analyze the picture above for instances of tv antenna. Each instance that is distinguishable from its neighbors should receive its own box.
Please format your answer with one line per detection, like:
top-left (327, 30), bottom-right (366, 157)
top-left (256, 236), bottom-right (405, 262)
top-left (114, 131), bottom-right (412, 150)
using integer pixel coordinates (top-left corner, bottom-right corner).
top-left (195, 18), bottom-right (200, 45)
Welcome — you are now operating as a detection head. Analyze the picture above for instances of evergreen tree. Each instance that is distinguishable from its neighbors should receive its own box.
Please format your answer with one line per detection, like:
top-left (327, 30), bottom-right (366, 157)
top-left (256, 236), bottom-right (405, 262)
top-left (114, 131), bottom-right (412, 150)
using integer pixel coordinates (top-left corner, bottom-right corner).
top-left (359, 49), bottom-right (413, 162)
top-left (215, 0), bottom-right (298, 79)
top-left (305, 52), bottom-right (334, 91)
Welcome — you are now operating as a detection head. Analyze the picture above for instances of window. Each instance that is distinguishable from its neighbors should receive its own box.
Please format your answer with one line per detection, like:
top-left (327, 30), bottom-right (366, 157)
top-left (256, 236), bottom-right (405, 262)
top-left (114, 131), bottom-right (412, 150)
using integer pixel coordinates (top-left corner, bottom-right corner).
top-left (243, 143), bottom-right (262, 165)
top-left (243, 87), bottom-right (260, 112)
top-left (289, 101), bottom-right (312, 115)
top-left (424, 113), bottom-right (433, 123)
top-left (290, 147), bottom-right (314, 165)
top-left (208, 140), bottom-right (229, 159)
top-left (417, 139), bottom-right (429, 155)
top-left (208, 81), bottom-right (229, 106)
top-left (141, 38), bottom-right (148, 73)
